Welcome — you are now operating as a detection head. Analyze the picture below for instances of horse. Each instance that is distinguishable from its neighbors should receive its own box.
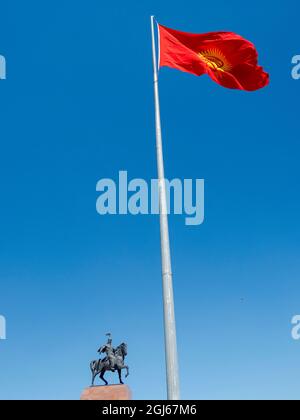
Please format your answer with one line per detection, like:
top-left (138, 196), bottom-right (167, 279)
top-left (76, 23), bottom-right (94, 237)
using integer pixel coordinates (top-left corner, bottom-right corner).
top-left (90, 342), bottom-right (129, 386)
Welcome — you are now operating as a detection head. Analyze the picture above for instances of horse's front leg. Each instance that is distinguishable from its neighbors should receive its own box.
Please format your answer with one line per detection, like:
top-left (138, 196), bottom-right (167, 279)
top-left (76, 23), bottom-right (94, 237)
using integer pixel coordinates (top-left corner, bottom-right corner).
top-left (118, 364), bottom-right (129, 378)
top-left (121, 365), bottom-right (129, 378)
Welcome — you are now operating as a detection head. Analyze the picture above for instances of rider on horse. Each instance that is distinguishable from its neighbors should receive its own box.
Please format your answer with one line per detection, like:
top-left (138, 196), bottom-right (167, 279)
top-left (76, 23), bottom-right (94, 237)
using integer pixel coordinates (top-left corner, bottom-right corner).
top-left (97, 333), bottom-right (116, 372)
top-left (91, 334), bottom-right (129, 386)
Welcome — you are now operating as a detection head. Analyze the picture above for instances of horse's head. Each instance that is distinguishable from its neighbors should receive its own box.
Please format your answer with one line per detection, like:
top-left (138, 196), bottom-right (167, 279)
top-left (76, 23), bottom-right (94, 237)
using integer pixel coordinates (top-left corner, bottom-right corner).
top-left (121, 342), bottom-right (127, 356)
top-left (115, 342), bottom-right (127, 357)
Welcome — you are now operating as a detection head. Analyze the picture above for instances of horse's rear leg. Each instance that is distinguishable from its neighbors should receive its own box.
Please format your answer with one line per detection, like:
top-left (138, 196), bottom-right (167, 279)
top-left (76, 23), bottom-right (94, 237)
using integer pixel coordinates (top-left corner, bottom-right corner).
top-left (100, 369), bottom-right (108, 386)
top-left (91, 372), bottom-right (97, 386)
top-left (118, 369), bottom-right (124, 385)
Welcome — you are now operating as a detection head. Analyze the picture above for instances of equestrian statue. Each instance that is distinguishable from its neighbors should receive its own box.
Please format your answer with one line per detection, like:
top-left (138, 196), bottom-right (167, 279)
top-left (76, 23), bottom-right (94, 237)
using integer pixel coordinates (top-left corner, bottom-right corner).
top-left (90, 333), bottom-right (129, 386)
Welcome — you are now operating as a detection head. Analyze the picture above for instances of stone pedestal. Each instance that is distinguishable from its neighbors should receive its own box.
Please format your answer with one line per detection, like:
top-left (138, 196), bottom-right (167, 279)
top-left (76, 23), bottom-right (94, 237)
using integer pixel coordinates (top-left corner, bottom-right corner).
top-left (80, 385), bottom-right (132, 400)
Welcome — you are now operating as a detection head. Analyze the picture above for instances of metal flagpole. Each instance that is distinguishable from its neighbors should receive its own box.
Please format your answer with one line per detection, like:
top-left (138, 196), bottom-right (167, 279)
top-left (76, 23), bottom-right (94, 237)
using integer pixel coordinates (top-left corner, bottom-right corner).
top-left (150, 15), bottom-right (180, 400)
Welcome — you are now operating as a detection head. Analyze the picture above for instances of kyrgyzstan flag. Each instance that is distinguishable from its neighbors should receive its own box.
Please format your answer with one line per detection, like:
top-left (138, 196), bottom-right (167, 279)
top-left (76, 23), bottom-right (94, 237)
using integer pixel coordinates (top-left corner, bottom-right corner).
top-left (158, 24), bottom-right (269, 91)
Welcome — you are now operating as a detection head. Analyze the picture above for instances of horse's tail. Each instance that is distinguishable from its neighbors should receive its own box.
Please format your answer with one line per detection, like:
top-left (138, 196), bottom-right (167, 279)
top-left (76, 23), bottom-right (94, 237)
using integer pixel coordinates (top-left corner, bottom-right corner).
top-left (90, 360), bottom-right (97, 373)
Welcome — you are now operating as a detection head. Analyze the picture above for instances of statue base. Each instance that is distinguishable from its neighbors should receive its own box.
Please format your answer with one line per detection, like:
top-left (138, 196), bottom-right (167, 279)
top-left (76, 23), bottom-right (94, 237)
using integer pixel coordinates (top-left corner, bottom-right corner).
top-left (80, 385), bottom-right (132, 400)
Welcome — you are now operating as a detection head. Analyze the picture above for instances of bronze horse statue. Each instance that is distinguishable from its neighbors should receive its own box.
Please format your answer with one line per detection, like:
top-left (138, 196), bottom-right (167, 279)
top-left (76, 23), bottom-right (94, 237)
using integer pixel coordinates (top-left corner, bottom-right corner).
top-left (90, 342), bottom-right (129, 386)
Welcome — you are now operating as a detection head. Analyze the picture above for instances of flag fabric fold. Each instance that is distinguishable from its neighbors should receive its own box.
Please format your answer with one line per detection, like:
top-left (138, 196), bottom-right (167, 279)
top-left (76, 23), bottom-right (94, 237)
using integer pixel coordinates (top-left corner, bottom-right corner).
top-left (158, 24), bottom-right (269, 91)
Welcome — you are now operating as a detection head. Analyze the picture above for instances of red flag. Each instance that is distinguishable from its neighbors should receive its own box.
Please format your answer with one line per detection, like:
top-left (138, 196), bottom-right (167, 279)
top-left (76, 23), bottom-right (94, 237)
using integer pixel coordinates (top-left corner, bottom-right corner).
top-left (158, 24), bottom-right (269, 91)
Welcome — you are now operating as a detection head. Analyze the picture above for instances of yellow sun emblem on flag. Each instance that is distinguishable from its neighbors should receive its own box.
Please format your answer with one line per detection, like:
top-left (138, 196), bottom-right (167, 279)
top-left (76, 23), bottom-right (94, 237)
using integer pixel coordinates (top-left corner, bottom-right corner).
top-left (198, 48), bottom-right (232, 72)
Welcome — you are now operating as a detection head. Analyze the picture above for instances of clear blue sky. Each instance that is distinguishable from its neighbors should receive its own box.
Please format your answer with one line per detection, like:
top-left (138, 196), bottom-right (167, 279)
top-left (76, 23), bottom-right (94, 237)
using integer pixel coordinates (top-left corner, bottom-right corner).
top-left (0, 0), bottom-right (299, 400)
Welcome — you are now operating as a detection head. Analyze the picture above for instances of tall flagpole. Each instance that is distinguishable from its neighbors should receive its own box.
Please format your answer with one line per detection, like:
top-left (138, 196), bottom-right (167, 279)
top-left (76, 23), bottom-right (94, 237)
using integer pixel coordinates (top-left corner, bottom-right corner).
top-left (150, 15), bottom-right (180, 400)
